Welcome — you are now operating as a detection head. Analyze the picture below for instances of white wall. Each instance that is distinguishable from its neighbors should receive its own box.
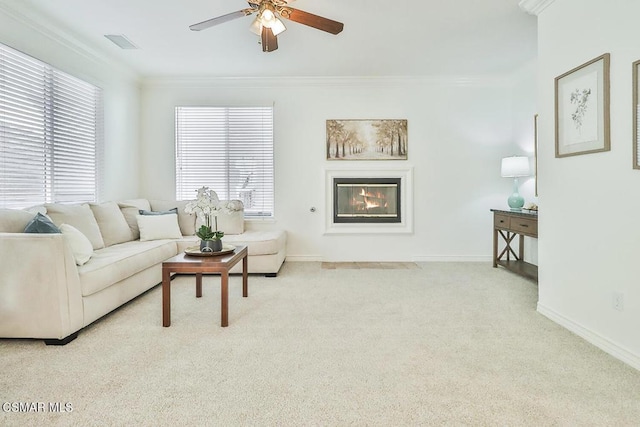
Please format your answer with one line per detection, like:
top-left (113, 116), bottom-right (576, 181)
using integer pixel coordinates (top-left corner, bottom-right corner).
top-left (0, 5), bottom-right (141, 201)
top-left (536, 0), bottom-right (640, 369)
top-left (511, 60), bottom-right (539, 265)
top-left (140, 75), bottom-right (533, 262)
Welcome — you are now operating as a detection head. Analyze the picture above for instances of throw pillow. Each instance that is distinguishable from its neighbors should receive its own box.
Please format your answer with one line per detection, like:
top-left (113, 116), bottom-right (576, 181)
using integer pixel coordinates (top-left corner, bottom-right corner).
top-left (138, 207), bottom-right (178, 216)
top-left (149, 200), bottom-right (196, 236)
top-left (45, 203), bottom-right (105, 250)
top-left (90, 202), bottom-right (134, 246)
top-left (59, 224), bottom-right (93, 266)
top-left (136, 214), bottom-right (182, 241)
top-left (117, 199), bottom-right (151, 240)
top-left (23, 212), bottom-right (61, 234)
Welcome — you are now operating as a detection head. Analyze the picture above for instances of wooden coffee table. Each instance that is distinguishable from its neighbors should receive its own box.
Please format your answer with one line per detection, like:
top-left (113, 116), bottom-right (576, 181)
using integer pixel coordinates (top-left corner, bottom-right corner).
top-left (162, 244), bottom-right (248, 327)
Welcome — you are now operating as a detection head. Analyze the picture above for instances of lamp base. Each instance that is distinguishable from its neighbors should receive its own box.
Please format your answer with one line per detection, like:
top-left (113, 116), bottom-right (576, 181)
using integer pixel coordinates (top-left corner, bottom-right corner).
top-left (508, 193), bottom-right (525, 211)
top-left (507, 176), bottom-right (525, 211)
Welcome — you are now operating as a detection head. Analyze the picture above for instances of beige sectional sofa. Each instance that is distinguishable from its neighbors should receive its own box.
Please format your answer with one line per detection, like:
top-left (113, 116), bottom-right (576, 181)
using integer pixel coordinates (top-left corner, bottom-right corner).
top-left (0, 198), bottom-right (286, 344)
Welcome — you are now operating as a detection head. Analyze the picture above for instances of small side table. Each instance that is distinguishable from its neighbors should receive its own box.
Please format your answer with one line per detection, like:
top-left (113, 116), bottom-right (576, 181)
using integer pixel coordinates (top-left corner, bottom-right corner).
top-left (162, 245), bottom-right (248, 327)
top-left (491, 209), bottom-right (538, 281)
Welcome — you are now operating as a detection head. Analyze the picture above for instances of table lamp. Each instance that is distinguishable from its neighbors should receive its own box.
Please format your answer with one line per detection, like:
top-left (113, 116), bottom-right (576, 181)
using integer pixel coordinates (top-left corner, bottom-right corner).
top-left (501, 156), bottom-right (530, 211)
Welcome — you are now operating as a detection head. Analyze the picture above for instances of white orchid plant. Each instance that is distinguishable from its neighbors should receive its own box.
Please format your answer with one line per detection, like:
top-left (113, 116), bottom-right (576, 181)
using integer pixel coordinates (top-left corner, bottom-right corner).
top-left (184, 186), bottom-right (227, 241)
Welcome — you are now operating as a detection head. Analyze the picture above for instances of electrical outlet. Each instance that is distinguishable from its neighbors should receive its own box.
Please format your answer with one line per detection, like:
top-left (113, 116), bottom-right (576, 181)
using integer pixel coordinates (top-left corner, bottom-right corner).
top-left (613, 292), bottom-right (624, 312)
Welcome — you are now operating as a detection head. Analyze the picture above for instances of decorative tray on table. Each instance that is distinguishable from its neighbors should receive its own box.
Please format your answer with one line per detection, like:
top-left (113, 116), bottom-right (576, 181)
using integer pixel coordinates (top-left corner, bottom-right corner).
top-left (184, 244), bottom-right (236, 257)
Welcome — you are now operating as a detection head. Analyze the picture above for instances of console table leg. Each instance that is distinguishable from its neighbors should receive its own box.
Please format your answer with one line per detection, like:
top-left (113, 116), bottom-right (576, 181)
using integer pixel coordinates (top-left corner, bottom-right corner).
top-left (221, 272), bottom-right (229, 327)
top-left (493, 228), bottom-right (498, 268)
top-left (519, 234), bottom-right (525, 261)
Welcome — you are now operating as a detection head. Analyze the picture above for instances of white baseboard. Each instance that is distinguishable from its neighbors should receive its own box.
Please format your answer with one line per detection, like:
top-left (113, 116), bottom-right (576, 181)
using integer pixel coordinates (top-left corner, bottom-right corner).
top-left (285, 255), bottom-right (323, 262)
top-left (412, 255), bottom-right (493, 262)
top-left (284, 255), bottom-right (493, 263)
top-left (537, 303), bottom-right (640, 371)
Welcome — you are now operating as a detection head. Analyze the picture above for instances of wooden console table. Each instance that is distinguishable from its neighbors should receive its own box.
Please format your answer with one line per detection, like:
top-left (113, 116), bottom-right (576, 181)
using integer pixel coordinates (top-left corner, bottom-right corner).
top-left (491, 209), bottom-right (538, 281)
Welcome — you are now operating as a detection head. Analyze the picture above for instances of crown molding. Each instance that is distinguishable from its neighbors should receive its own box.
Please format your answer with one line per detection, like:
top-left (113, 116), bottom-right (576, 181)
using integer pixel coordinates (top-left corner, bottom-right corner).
top-left (519, 0), bottom-right (556, 15)
top-left (0, 2), bottom-right (138, 80)
top-left (141, 74), bottom-right (517, 89)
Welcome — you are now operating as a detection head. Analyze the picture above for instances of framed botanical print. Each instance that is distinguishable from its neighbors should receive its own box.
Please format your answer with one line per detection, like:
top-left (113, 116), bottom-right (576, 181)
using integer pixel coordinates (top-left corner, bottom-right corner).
top-left (555, 53), bottom-right (610, 158)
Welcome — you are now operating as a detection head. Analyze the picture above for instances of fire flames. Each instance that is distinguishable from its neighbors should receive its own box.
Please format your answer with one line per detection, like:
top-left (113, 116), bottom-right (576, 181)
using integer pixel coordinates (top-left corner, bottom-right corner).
top-left (352, 187), bottom-right (388, 211)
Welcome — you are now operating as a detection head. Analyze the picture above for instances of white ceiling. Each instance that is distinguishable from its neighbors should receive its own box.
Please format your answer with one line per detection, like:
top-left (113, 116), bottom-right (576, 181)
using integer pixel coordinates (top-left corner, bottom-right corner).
top-left (16, 0), bottom-right (537, 78)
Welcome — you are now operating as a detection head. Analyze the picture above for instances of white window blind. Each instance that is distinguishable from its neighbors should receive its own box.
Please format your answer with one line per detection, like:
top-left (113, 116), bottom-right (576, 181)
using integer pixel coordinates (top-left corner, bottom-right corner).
top-left (175, 106), bottom-right (274, 217)
top-left (0, 43), bottom-right (103, 209)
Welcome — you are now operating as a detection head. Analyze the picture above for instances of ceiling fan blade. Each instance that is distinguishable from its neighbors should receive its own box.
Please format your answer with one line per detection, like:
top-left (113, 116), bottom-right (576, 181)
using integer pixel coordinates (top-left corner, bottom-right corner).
top-left (189, 8), bottom-right (254, 31)
top-left (261, 27), bottom-right (278, 52)
top-left (282, 8), bottom-right (344, 35)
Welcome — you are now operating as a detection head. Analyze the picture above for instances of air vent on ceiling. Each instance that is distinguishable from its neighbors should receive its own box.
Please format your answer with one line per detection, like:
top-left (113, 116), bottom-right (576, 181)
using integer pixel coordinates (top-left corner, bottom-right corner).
top-left (104, 34), bottom-right (138, 50)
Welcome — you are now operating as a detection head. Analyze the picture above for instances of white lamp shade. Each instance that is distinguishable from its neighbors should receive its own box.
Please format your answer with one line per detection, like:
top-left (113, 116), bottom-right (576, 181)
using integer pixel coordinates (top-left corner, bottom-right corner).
top-left (249, 17), bottom-right (262, 35)
top-left (250, 12), bottom-right (286, 36)
top-left (270, 17), bottom-right (286, 36)
top-left (501, 156), bottom-right (530, 178)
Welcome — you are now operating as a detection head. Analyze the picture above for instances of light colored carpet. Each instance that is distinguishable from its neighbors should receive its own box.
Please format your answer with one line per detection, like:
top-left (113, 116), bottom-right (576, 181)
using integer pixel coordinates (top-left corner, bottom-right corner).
top-left (321, 262), bottom-right (420, 269)
top-left (1, 262), bottom-right (640, 426)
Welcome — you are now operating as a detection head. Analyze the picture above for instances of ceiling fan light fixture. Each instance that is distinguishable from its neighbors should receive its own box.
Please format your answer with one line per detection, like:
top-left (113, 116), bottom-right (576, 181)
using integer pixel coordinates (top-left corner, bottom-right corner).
top-left (262, 9), bottom-right (275, 23)
top-left (259, 9), bottom-right (279, 30)
top-left (249, 17), bottom-right (262, 35)
top-left (270, 17), bottom-right (286, 36)
top-left (250, 6), bottom-right (286, 37)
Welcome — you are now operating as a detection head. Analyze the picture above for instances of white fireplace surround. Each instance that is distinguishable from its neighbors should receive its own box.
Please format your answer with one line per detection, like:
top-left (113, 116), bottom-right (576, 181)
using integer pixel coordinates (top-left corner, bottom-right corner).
top-left (324, 167), bottom-right (413, 234)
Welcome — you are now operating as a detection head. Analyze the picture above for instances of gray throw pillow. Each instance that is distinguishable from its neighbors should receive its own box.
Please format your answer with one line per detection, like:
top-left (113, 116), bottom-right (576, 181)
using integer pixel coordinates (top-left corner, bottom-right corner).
top-left (138, 208), bottom-right (178, 216)
top-left (24, 213), bottom-right (61, 234)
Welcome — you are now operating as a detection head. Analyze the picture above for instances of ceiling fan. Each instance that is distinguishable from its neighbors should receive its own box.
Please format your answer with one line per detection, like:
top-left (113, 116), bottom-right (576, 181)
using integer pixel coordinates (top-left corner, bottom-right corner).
top-left (189, 0), bottom-right (344, 52)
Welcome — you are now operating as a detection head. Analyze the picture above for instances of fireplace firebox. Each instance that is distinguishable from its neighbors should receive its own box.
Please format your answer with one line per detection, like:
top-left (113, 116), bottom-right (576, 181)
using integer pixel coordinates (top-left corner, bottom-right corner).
top-left (333, 178), bottom-right (401, 223)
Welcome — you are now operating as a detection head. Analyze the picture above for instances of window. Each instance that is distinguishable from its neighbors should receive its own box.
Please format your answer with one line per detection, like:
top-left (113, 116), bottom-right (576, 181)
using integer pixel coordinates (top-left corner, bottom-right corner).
top-left (0, 43), bottom-right (103, 209)
top-left (175, 106), bottom-right (275, 218)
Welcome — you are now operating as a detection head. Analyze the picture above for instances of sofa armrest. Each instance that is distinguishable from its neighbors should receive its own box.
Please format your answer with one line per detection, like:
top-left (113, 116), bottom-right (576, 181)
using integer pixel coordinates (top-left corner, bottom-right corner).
top-left (0, 233), bottom-right (83, 339)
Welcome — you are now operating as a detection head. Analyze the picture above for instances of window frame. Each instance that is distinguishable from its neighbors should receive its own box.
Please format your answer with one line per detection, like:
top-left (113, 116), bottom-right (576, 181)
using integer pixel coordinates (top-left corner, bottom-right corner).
top-left (0, 42), bottom-right (103, 209)
top-left (175, 105), bottom-right (275, 219)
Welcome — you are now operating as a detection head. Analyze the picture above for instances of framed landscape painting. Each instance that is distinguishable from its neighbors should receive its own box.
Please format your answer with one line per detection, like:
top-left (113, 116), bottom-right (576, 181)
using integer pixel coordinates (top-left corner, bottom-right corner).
top-left (555, 53), bottom-right (610, 158)
top-left (326, 119), bottom-right (408, 160)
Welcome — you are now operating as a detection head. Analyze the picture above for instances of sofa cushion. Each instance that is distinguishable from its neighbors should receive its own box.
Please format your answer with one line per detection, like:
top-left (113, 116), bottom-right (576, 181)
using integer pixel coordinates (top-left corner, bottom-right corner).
top-left (117, 199), bottom-right (151, 240)
top-left (0, 209), bottom-right (32, 233)
top-left (137, 214), bottom-right (183, 241)
top-left (60, 223), bottom-right (93, 266)
top-left (223, 230), bottom-right (286, 256)
top-left (216, 212), bottom-right (243, 235)
top-left (45, 203), bottom-right (105, 250)
top-left (0, 209), bottom-right (37, 233)
top-left (149, 200), bottom-right (196, 236)
top-left (23, 212), bottom-right (60, 234)
top-left (78, 240), bottom-right (177, 297)
top-left (24, 205), bottom-right (47, 216)
top-left (90, 202), bottom-right (134, 246)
